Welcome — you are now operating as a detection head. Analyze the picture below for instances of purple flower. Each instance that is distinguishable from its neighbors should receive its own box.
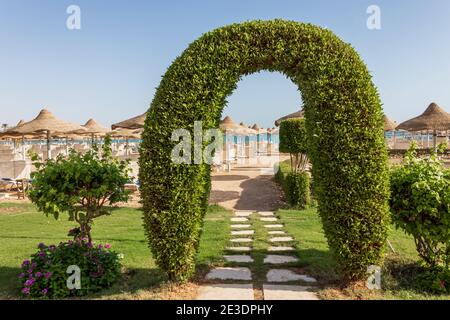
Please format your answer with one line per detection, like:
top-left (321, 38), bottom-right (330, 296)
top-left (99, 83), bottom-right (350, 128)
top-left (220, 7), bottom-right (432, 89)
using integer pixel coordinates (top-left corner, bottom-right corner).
top-left (38, 242), bottom-right (46, 249)
top-left (44, 272), bottom-right (52, 279)
top-left (22, 287), bottom-right (30, 295)
top-left (27, 269), bottom-right (33, 274)
top-left (18, 273), bottom-right (25, 279)
top-left (105, 243), bottom-right (111, 249)
top-left (49, 245), bottom-right (56, 251)
top-left (97, 244), bottom-right (103, 249)
top-left (31, 262), bottom-right (37, 268)
top-left (86, 242), bottom-right (93, 248)
top-left (24, 278), bottom-right (35, 286)
top-left (35, 272), bottom-right (42, 278)
top-left (38, 252), bottom-right (46, 257)
top-left (41, 288), bottom-right (48, 295)
top-left (22, 260), bottom-right (30, 267)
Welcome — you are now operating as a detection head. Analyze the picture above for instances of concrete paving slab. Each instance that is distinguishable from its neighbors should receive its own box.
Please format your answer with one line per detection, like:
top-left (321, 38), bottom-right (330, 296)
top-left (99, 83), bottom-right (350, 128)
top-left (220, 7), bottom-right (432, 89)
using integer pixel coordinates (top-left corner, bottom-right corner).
top-left (268, 246), bottom-right (295, 252)
top-left (231, 217), bottom-right (249, 222)
top-left (206, 267), bottom-right (252, 281)
top-left (231, 230), bottom-right (254, 236)
top-left (266, 269), bottom-right (317, 283)
top-left (270, 237), bottom-right (294, 242)
top-left (263, 284), bottom-right (319, 300)
top-left (263, 224), bottom-right (284, 229)
top-left (224, 255), bottom-right (254, 263)
top-left (264, 255), bottom-right (299, 264)
top-left (197, 283), bottom-right (254, 300)
top-left (230, 238), bottom-right (253, 243)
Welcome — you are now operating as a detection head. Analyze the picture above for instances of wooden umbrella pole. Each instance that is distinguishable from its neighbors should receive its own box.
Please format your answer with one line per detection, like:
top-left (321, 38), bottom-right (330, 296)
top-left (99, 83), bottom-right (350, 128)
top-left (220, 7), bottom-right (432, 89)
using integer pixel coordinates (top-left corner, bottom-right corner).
top-left (433, 129), bottom-right (437, 150)
top-left (22, 135), bottom-right (26, 160)
top-left (47, 130), bottom-right (51, 160)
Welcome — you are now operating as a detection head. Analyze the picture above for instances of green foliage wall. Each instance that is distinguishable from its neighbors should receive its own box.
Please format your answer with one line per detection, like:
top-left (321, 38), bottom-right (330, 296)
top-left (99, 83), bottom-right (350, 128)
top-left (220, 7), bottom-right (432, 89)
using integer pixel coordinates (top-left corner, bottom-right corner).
top-left (139, 19), bottom-right (389, 281)
top-left (275, 162), bottom-right (310, 209)
top-left (279, 119), bottom-right (307, 154)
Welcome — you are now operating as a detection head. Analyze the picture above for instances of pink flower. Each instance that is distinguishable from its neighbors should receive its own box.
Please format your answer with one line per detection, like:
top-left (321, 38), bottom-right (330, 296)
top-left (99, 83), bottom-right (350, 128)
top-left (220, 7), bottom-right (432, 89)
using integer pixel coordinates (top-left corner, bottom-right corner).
top-left (105, 243), bottom-right (111, 249)
top-left (97, 244), bottom-right (103, 249)
top-left (44, 272), bottom-right (52, 279)
top-left (22, 287), bottom-right (30, 295)
top-left (35, 272), bottom-right (42, 278)
top-left (41, 288), bottom-right (48, 295)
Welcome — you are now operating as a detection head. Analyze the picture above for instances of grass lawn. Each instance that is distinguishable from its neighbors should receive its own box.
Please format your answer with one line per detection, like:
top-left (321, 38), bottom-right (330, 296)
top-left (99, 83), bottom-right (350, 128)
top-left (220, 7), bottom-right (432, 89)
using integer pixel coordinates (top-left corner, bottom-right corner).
top-left (1, 201), bottom-right (449, 300)
top-left (277, 207), bottom-right (450, 300)
top-left (0, 202), bottom-right (232, 299)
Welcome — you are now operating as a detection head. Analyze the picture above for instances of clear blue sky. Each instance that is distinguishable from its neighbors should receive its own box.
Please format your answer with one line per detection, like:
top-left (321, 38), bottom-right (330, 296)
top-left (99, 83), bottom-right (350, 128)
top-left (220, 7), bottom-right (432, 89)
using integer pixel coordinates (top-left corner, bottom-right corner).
top-left (1, 0), bottom-right (450, 128)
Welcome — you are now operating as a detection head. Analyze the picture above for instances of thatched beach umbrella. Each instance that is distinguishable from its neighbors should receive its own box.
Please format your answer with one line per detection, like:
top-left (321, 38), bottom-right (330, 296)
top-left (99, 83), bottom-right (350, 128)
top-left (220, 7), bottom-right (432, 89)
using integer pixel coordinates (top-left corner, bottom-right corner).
top-left (219, 116), bottom-right (240, 132)
top-left (383, 115), bottom-right (397, 132)
top-left (111, 113), bottom-right (147, 130)
top-left (274, 110), bottom-right (304, 126)
top-left (7, 108), bottom-right (86, 159)
top-left (397, 102), bottom-right (450, 148)
top-left (82, 118), bottom-right (110, 146)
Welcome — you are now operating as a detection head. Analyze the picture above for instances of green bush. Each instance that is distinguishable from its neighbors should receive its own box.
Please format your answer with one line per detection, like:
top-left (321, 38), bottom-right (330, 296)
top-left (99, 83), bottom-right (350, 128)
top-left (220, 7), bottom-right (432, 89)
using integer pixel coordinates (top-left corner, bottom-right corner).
top-left (19, 240), bottom-right (122, 298)
top-left (276, 162), bottom-right (310, 209)
top-left (279, 118), bottom-right (307, 154)
top-left (279, 119), bottom-right (308, 172)
top-left (140, 19), bottom-right (389, 281)
top-left (28, 136), bottom-right (131, 243)
top-left (390, 143), bottom-right (450, 269)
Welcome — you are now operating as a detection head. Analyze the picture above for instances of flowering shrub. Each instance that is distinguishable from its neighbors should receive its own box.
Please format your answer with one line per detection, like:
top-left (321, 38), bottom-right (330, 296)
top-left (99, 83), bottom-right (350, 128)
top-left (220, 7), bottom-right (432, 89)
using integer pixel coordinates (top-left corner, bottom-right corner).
top-left (19, 240), bottom-right (122, 298)
top-left (390, 142), bottom-right (450, 293)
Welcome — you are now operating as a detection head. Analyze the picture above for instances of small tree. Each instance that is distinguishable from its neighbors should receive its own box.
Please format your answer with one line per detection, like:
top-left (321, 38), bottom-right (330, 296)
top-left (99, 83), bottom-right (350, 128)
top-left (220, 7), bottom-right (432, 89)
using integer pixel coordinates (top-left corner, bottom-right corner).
top-left (390, 142), bottom-right (450, 268)
top-left (279, 118), bottom-right (308, 172)
top-left (28, 136), bottom-right (131, 243)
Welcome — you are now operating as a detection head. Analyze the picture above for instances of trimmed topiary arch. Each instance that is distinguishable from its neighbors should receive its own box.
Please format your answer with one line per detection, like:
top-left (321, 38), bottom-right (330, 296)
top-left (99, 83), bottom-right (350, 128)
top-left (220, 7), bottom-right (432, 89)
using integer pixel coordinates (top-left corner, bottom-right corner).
top-left (139, 20), bottom-right (389, 282)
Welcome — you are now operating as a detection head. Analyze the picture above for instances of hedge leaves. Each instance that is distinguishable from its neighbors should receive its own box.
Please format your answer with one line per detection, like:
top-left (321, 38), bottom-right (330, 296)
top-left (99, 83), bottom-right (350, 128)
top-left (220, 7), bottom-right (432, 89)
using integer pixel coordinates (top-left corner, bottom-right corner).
top-left (139, 20), bottom-right (389, 281)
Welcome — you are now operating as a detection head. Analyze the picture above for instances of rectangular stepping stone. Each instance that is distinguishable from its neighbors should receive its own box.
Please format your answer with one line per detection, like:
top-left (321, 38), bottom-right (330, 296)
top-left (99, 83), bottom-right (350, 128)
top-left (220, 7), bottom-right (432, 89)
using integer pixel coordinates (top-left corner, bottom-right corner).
top-left (206, 267), bottom-right (252, 281)
top-left (234, 211), bottom-right (253, 217)
top-left (263, 284), bottom-right (319, 300)
top-left (268, 246), bottom-right (295, 252)
top-left (264, 224), bottom-right (283, 229)
top-left (258, 211), bottom-right (275, 216)
top-left (267, 269), bottom-right (317, 283)
top-left (268, 231), bottom-right (285, 235)
top-left (231, 224), bottom-right (251, 229)
top-left (232, 230), bottom-right (254, 236)
top-left (230, 238), bottom-right (253, 243)
top-left (270, 237), bottom-right (294, 242)
top-left (197, 284), bottom-right (254, 300)
top-left (260, 217), bottom-right (278, 222)
top-left (231, 217), bottom-right (248, 222)
top-left (264, 255), bottom-right (299, 264)
top-left (227, 246), bottom-right (252, 252)
top-left (224, 255), bottom-right (254, 263)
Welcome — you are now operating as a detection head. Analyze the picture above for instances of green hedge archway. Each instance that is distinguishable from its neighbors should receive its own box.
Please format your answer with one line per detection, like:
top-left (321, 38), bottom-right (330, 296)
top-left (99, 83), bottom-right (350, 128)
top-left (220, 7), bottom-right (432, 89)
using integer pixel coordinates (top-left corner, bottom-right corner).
top-left (139, 20), bottom-right (389, 282)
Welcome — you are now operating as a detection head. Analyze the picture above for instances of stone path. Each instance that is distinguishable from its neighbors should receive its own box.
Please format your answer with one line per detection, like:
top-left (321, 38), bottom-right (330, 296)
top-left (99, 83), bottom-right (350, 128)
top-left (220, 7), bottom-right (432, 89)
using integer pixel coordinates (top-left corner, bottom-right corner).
top-left (197, 210), bottom-right (320, 300)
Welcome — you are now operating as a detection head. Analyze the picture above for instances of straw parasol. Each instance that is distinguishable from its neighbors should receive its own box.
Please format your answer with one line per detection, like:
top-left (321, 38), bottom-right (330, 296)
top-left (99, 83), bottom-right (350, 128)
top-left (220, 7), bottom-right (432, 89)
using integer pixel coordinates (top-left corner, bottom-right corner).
top-left (383, 115), bottom-right (397, 132)
top-left (111, 113), bottom-right (147, 130)
top-left (219, 116), bottom-right (240, 132)
top-left (397, 102), bottom-right (450, 148)
top-left (274, 110), bottom-right (304, 126)
top-left (83, 119), bottom-right (110, 135)
top-left (7, 108), bottom-right (87, 159)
